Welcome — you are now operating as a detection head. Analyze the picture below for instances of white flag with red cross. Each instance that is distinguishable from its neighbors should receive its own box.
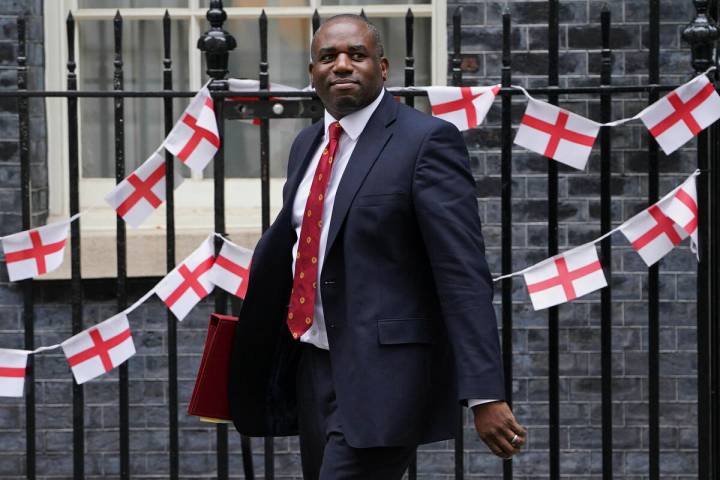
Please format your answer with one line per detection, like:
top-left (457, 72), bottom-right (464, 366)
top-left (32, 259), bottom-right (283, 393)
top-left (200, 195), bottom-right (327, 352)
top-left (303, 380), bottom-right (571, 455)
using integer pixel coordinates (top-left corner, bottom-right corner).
top-left (639, 75), bottom-right (720, 155)
top-left (2, 218), bottom-right (71, 281)
top-left (523, 244), bottom-right (607, 310)
top-left (209, 238), bottom-right (252, 299)
top-left (514, 98), bottom-right (600, 170)
top-left (164, 86), bottom-right (219, 173)
top-left (62, 313), bottom-right (136, 385)
top-left (664, 172), bottom-right (699, 257)
top-left (424, 85), bottom-right (500, 131)
top-left (155, 237), bottom-right (216, 321)
top-left (619, 195), bottom-right (688, 267)
top-left (0, 349), bottom-right (29, 397)
top-left (104, 150), bottom-right (184, 228)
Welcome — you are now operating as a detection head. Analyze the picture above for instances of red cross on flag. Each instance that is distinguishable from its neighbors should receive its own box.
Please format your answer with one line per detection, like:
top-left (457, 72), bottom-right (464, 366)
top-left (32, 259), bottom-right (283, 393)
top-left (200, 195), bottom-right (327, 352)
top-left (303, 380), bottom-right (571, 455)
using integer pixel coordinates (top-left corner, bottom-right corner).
top-left (155, 237), bottom-right (216, 321)
top-left (164, 86), bottom-right (219, 173)
top-left (514, 98), bottom-right (600, 170)
top-left (664, 173), bottom-right (699, 256)
top-left (640, 75), bottom-right (720, 155)
top-left (0, 349), bottom-right (29, 397)
top-left (104, 150), bottom-right (184, 228)
top-left (523, 244), bottom-right (607, 310)
top-left (425, 85), bottom-right (500, 131)
top-left (2, 218), bottom-right (71, 281)
top-left (209, 238), bottom-right (252, 299)
top-left (61, 313), bottom-right (135, 385)
top-left (619, 196), bottom-right (687, 267)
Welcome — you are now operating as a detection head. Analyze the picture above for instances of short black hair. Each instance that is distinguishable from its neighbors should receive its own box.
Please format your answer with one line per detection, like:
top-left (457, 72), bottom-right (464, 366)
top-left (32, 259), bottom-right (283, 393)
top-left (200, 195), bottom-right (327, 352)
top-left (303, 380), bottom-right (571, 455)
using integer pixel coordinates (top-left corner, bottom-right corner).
top-left (311, 14), bottom-right (385, 61)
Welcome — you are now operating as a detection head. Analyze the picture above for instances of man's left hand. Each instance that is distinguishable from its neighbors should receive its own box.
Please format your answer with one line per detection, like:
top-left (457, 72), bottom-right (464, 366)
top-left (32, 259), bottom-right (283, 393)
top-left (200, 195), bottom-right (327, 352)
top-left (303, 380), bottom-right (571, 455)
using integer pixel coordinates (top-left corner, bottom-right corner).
top-left (472, 400), bottom-right (526, 459)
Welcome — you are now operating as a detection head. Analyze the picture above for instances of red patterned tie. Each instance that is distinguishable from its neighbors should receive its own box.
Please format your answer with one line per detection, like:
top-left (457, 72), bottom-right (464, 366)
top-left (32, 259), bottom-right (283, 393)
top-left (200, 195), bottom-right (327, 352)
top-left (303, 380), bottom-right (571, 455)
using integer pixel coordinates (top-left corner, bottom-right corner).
top-left (287, 121), bottom-right (343, 339)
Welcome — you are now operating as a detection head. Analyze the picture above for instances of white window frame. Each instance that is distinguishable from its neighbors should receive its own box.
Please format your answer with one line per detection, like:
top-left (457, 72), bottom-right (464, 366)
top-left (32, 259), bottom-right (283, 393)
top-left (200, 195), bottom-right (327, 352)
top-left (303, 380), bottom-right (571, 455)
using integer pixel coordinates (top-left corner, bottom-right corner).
top-left (43, 0), bottom-right (447, 230)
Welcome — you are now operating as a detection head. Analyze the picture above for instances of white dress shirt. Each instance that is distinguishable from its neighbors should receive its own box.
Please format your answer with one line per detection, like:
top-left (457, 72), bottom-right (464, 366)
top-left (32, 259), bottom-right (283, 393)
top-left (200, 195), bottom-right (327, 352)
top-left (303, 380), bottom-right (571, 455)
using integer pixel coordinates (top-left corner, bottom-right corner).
top-left (289, 88), bottom-right (494, 410)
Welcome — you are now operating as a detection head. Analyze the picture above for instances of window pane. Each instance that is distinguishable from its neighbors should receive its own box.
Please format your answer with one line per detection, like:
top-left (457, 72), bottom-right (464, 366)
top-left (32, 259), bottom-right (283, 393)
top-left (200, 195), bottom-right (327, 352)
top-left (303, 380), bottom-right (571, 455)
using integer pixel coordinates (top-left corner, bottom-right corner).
top-left (372, 16), bottom-right (431, 87)
top-left (322, 0), bottom-right (429, 5)
top-left (79, 0), bottom-right (188, 7)
top-left (78, 19), bottom-right (190, 178)
top-left (225, 0), bottom-right (308, 6)
top-left (204, 18), bottom-right (312, 179)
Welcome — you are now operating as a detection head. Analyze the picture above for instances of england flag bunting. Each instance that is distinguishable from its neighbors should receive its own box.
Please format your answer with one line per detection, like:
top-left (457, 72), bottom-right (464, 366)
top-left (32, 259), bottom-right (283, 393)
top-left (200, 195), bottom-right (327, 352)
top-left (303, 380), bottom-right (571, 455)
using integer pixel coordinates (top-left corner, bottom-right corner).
top-left (619, 195), bottom-right (688, 267)
top-left (639, 74), bottom-right (720, 155)
top-left (523, 244), bottom-right (607, 311)
top-left (209, 237), bottom-right (252, 299)
top-left (155, 236), bottom-right (216, 321)
top-left (424, 85), bottom-right (500, 131)
top-left (104, 150), bottom-right (184, 228)
top-left (0, 349), bottom-right (29, 397)
top-left (1, 217), bottom-right (72, 281)
top-left (164, 86), bottom-right (219, 173)
top-left (61, 313), bottom-right (136, 385)
top-left (514, 98), bottom-right (601, 170)
top-left (664, 172), bottom-right (699, 257)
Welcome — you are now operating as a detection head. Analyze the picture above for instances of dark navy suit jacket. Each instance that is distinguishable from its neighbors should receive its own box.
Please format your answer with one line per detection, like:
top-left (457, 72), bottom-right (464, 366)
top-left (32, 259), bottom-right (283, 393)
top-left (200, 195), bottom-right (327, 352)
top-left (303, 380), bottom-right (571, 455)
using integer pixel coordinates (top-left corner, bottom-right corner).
top-left (228, 90), bottom-right (504, 448)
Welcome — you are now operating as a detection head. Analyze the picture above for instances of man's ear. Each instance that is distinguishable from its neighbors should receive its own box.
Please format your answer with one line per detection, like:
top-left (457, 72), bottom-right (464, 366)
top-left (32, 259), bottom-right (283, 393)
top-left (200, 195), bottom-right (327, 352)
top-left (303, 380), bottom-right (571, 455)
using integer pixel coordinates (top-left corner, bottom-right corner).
top-left (308, 62), bottom-right (315, 88)
top-left (381, 57), bottom-right (389, 82)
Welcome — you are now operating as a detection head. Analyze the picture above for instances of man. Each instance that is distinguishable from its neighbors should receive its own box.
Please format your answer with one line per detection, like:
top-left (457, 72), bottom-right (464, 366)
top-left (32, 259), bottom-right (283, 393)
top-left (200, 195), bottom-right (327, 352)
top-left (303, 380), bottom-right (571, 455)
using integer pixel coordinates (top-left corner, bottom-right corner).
top-left (229, 14), bottom-right (526, 479)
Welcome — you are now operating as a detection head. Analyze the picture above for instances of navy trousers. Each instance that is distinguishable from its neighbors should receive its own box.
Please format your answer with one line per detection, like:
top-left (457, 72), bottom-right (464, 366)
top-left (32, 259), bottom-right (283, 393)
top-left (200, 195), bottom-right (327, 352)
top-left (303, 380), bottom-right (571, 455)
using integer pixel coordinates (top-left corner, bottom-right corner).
top-left (296, 343), bottom-right (417, 480)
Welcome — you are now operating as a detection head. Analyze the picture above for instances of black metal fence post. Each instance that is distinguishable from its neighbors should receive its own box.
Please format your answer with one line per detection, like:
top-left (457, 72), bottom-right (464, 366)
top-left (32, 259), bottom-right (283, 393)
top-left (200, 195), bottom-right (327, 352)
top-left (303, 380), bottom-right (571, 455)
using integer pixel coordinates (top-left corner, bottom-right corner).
top-left (257, 9), bottom-right (277, 480)
top-left (162, 10), bottom-right (181, 480)
top-left (599, 10), bottom-right (614, 480)
top-left (647, 0), bottom-right (661, 478)
top-left (16, 16), bottom-right (35, 480)
top-left (500, 8), bottom-right (513, 480)
top-left (546, 1), bottom-right (560, 478)
top-left (112, 11), bottom-right (131, 479)
top-left (198, 2), bottom-right (237, 478)
top-left (449, 8), bottom-right (464, 479)
top-left (65, 12), bottom-right (85, 480)
top-left (404, 9), bottom-right (414, 110)
top-left (682, 3), bottom-right (719, 480)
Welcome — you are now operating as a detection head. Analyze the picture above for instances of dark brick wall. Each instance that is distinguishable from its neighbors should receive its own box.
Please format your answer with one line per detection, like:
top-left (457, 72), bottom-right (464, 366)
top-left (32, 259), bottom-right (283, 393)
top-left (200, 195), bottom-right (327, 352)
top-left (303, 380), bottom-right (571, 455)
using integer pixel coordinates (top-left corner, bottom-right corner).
top-left (0, 0), bottom-right (704, 478)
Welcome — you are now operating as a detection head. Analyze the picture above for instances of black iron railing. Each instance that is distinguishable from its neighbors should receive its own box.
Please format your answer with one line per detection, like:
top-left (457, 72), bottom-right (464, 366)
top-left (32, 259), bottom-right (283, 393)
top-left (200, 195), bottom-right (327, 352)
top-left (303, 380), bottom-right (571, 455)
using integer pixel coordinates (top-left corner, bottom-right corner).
top-left (2, 0), bottom-right (719, 479)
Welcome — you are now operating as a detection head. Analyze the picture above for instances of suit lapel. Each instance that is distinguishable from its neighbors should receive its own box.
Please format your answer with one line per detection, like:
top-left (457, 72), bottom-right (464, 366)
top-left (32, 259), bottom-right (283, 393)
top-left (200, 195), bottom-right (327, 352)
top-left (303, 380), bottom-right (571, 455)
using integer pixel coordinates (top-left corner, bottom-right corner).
top-left (325, 91), bottom-right (398, 256)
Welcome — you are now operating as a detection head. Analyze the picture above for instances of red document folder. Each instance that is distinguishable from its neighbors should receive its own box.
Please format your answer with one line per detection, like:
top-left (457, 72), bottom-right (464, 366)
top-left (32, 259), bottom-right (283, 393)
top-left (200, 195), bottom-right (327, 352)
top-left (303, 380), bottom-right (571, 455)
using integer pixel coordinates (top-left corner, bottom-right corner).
top-left (187, 313), bottom-right (238, 423)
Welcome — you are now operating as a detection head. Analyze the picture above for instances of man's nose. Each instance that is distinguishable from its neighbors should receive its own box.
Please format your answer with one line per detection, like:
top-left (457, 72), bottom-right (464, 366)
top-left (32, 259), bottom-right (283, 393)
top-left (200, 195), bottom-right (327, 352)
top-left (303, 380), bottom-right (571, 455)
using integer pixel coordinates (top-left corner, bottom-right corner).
top-left (332, 53), bottom-right (353, 73)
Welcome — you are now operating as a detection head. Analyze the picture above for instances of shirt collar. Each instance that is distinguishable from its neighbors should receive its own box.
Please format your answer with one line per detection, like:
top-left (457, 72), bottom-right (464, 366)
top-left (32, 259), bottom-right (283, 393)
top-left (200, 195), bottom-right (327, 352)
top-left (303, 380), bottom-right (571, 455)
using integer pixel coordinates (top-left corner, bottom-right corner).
top-left (323, 88), bottom-right (386, 142)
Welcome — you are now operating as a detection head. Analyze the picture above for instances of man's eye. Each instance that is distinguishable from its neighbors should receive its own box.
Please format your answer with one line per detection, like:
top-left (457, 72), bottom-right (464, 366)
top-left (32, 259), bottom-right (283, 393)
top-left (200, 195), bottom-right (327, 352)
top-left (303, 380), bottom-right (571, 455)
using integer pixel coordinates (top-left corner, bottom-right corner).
top-left (352, 53), bottom-right (365, 60)
top-left (320, 55), bottom-right (334, 62)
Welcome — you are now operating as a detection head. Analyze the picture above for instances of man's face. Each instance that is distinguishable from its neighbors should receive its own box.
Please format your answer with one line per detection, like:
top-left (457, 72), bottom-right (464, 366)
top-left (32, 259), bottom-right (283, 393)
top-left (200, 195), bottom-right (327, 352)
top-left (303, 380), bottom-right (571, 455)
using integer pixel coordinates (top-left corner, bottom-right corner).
top-left (309, 19), bottom-right (389, 119)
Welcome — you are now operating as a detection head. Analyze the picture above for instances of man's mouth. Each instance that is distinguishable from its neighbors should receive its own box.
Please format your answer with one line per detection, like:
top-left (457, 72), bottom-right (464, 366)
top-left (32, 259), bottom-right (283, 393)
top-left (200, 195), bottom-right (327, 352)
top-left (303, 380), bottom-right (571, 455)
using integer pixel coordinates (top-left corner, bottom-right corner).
top-left (330, 80), bottom-right (359, 88)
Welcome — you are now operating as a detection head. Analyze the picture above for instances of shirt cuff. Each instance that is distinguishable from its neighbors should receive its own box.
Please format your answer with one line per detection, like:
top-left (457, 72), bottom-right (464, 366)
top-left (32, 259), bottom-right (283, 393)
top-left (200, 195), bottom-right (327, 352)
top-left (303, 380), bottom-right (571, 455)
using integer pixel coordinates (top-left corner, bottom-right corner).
top-left (467, 399), bottom-right (498, 409)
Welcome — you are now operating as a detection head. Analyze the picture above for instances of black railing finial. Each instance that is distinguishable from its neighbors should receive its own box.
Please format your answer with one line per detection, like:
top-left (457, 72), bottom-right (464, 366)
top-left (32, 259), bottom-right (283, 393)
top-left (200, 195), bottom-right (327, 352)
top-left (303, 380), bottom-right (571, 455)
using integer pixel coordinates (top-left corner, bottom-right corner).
top-left (451, 6), bottom-right (463, 86)
top-left (682, 0), bottom-right (719, 74)
top-left (198, 0), bottom-right (237, 83)
top-left (259, 9), bottom-right (268, 90)
top-left (312, 9), bottom-right (321, 35)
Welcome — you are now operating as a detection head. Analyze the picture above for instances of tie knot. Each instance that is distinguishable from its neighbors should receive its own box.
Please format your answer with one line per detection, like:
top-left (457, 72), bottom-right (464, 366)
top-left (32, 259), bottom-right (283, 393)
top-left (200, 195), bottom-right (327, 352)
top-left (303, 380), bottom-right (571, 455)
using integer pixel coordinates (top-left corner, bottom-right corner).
top-left (328, 121), bottom-right (343, 142)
